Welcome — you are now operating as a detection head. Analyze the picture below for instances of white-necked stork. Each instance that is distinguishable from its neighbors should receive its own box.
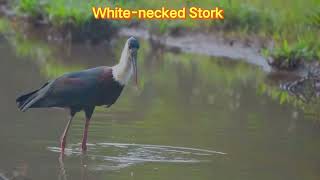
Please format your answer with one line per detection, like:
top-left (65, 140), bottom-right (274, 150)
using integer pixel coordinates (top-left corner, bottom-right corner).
top-left (16, 37), bottom-right (140, 153)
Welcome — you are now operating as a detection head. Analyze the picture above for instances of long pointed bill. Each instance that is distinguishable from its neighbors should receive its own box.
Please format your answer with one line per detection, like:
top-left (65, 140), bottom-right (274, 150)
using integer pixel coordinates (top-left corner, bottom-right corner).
top-left (131, 49), bottom-right (138, 87)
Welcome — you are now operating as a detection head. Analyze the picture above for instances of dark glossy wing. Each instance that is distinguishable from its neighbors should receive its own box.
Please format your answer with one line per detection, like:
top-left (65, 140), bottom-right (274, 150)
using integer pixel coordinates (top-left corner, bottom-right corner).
top-left (31, 66), bottom-right (117, 109)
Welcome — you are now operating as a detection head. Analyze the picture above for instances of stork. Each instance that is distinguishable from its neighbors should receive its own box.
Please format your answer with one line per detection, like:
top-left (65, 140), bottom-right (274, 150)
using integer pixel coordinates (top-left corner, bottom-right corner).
top-left (16, 37), bottom-right (139, 152)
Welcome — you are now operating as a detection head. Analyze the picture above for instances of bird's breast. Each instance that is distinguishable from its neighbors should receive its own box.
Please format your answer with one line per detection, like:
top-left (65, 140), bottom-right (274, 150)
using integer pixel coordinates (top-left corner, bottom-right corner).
top-left (96, 78), bottom-right (124, 106)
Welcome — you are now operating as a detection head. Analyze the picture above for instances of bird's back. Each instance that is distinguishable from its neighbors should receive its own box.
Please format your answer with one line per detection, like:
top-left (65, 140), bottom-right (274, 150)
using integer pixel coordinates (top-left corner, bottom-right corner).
top-left (17, 66), bottom-right (124, 112)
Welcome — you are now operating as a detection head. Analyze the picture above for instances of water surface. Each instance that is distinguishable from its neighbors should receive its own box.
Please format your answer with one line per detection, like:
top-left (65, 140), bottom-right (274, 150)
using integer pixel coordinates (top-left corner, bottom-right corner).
top-left (0, 33), bottom-right (320, 180)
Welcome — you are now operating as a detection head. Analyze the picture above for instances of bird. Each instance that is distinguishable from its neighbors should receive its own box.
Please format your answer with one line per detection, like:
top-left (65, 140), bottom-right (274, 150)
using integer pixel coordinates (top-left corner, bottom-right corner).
top-left (16, 37), bottom-right (140, 153)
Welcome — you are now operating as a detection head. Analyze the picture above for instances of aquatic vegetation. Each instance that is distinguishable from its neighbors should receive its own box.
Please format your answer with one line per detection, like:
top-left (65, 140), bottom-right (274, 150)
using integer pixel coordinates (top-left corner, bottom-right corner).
top-left (265, 39), bottom-right (320, 70)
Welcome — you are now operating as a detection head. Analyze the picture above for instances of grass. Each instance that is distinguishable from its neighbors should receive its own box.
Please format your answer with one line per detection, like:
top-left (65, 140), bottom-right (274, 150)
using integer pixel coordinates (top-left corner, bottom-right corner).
top-left (309, 8), bottom-right (320, 28)
top-left (17, 0), bottom-right (40, 17)
top-left (263, 39), bottom-right (320, 70)
top-left (7, 0), bottom-right (320, 68)
top-left (13, 0), bottom-right (111, 25)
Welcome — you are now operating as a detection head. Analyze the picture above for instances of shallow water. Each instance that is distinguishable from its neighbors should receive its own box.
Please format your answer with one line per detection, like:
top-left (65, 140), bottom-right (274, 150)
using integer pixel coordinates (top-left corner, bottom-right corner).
top-left (1, 32), bottom-right (320, 180)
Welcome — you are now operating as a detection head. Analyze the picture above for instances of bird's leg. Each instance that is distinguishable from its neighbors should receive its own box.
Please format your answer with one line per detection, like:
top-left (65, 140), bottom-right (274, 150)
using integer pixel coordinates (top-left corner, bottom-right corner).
top-left (60, 114), bottom-right (74, 153)
top-left (81, 118), bottom-right (91, 152)
top-left (81, 107), bottom-right (95, 152)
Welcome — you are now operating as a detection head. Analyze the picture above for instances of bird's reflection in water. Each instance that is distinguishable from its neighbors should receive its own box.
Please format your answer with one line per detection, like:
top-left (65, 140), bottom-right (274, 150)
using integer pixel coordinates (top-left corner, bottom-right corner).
top-left (58, 153), bottom-right (89, 180)
top-left (80, 154), bottom-right (89, 180)
top-left (58, 155), bottom-right (67, 180)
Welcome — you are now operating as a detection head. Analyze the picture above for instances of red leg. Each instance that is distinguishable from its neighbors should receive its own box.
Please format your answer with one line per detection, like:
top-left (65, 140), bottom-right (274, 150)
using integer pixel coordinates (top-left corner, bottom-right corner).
top-left (81, 118), bottom-right (90, 151)
top-left (82, 107), bottom-right (94, 152)
top-left (60, 115), bottom-right (74, 153)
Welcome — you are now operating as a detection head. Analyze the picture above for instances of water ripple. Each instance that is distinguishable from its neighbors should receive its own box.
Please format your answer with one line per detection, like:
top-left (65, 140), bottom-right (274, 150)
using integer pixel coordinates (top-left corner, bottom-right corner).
top-left (48, 142), bottom-right (226, 171)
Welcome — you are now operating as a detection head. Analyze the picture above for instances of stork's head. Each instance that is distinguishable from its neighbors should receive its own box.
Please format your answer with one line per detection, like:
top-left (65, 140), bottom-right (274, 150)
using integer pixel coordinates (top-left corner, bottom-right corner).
top-left (113, 37), bottom-right (140, 86)
top-left (127, 37), bottom-right (139, 86)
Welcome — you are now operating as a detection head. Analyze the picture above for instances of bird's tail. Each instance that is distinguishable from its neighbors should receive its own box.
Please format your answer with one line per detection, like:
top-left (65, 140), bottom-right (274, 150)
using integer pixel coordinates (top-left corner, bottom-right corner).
top-left (16, 82), bottom-right (49, 112)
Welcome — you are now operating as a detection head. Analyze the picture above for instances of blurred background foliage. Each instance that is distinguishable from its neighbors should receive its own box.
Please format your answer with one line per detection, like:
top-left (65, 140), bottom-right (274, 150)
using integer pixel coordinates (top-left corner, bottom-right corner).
top-left (7, 0), bottom-right (319, 68)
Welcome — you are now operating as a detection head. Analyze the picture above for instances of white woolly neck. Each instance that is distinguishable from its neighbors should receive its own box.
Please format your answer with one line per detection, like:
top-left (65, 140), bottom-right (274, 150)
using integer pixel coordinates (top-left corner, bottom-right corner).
top-left (112, 42), bottom-right (133, 85)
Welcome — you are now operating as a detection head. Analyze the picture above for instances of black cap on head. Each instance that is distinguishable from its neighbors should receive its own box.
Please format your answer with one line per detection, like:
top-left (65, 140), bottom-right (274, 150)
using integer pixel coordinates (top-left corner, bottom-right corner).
top-left (128, 37), bottom-right (140, 49)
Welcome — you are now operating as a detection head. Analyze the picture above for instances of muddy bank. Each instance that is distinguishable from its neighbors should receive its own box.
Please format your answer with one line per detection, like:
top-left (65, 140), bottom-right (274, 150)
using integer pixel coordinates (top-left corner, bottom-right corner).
top-left (120, 27), bottom-right (320, 80)
top-left (119, 27), bottom-right (272, 72)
